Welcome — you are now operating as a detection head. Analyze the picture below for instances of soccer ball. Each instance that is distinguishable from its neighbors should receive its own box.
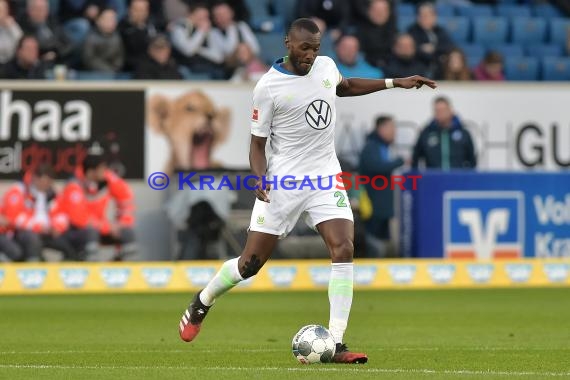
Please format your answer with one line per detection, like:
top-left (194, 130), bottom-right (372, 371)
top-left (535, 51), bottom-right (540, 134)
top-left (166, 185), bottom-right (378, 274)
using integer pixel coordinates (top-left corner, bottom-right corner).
top-left (292, 324), bottom-right (336, 364)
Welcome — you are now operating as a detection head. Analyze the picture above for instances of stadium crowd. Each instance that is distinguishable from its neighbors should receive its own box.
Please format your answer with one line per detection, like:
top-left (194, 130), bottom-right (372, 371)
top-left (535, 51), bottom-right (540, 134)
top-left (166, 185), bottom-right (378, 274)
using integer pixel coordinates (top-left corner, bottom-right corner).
top-left (0, 0), bottom-right (568, 81)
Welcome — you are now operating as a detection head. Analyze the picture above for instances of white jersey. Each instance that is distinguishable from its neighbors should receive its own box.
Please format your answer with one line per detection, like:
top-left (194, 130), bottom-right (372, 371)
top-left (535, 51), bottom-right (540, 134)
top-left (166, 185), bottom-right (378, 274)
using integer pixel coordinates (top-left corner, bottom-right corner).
top-left (250, 56), bottom-right (343, 181)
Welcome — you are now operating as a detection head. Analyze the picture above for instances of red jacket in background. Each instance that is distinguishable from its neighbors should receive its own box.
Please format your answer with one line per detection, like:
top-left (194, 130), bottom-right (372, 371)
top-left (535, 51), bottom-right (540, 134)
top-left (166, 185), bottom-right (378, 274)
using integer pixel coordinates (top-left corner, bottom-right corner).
top-left (1, 176), bottom-right (69, 234)
top-left (59, 168), bottom-right (135, 235)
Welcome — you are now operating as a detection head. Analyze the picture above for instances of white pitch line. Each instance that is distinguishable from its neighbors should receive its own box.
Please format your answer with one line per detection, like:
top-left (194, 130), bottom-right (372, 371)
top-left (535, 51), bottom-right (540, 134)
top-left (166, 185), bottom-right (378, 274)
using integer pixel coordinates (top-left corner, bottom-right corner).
top-left (0, 364), bottom-right (568, 377)
top-left (0, 347), bottom-right (567, 355)
top-left (0, 348), bottom-right (282, 355)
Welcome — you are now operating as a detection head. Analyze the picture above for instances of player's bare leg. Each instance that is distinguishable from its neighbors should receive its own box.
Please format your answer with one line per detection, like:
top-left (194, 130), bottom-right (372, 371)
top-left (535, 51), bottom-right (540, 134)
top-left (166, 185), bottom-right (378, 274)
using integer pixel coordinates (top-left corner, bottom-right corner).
top-left (317, 218), bottom-right (368, 364)
top-left (179, 231), bottom-right (278, 342)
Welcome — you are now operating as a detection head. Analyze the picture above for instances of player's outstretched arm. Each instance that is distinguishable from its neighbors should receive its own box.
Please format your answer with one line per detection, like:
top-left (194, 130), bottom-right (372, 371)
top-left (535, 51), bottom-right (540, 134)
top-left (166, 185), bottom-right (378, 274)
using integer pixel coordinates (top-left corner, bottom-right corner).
top-left (336, 75), bottom-right (437, 97)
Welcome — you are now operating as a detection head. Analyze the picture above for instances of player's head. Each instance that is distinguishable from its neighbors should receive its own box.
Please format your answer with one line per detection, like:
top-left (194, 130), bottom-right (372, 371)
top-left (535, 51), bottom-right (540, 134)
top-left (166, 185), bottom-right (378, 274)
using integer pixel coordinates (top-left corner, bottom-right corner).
top-left (32, 163), bottom-right (55, 192)
top-left (375, 115), bottom-right (396, 143)
top-left (82, 153), bottom-right (107, 182)
top-left (285, 18), bottom-right (321, 75)
top-left (433, 96), bottom-right (454, 127)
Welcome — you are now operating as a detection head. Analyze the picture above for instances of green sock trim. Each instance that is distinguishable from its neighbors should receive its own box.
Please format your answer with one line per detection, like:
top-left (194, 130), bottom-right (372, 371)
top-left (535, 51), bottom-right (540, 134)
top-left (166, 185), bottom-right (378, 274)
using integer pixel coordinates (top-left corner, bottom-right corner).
top-left (220, 266), bottom-right (239, 287)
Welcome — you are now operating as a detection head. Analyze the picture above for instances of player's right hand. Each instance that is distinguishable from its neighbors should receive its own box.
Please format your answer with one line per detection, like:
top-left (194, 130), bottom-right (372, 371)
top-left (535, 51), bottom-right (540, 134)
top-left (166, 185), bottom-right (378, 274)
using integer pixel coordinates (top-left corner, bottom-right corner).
top-left (396, 76), bottom-right (437, 89)
top-left (254, 179), bottom-right (270, 203)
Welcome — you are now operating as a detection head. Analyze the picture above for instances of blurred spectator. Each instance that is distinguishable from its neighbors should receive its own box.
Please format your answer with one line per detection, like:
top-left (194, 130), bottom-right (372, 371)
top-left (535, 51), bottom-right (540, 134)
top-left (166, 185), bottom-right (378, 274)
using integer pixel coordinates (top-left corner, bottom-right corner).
top-left (0, 0), bottom-right (22, 65)
top-left (229, 42), bottom-right (267, 82)
top-left (207, 0), bottom-right (250, 22)
top-left (296, 0), bottom-right (351, 41)
top-left (384, 33), bottom-right (428, 78)
top-left (434, 47), bottom-right (473, 81)
top-left (0, 205), bottom-right (22, 262)
top-left (358, 115), bottom-right (404, 258)
top-left (473, 51), bottom-right (504, 81)
top-left (162, 0), bottom-right (189, 25)
top-left (134, 34), bottom-right (182, 79)
top-left (0, 35), bottom-right (48, 79)
top-left (211, 1), bottom-right (259, 79)
top-left (19, 0), bottom-right (73, 65)
top-left (59, 154), bottom-right (136, 261)
top-left (170, 3), bottom-right (224, 78)
top-left (356, 0), bottom-right (397, 68)
top-left (352, 0), bottom-right (393, 25)
top-left (412, 96), bottom-right (476, 170)
top-left (59, 0), bottom-right (116, 51)
top-left (407, 2), bottom-right (453, 74)
top-left (118, 0), bottom-right (158, 71)
top-left (1, 164), bottom-right (74, 262)
top-left (333, 34), bottom-right (383, 79)
top-left (83, 8), bottom-right (124, 72)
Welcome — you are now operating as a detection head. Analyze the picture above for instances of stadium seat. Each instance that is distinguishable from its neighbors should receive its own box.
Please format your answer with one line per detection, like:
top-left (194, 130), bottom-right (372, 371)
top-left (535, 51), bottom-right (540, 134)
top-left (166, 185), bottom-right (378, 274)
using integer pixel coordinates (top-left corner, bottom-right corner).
top-left (320, 32), bottom-right (335, 57)
top-left (525, 44), bottom-right (563, 59)
top-left (511, 18), bottom-right (547, 45)
top-left (256, 33), bottom-right (286, 65)
top-left (398, 15), bottom-right (415, 33)
top-left (532, 4), bottom-right (563, 19)
top-left (466, 55), bottom-right (483, 69)
top-left (438, 17), bottom-right (470, 43)
top-left (397, 3), bottom-right (416, 17)
top-left (549, 19), bottom-right (570, 46)
top-left (435, 4), bottom-right (455, 17)
top-left (245, 0), bottom-right (272, 17)
top-left (495, 5), bottom-right (531, 18)
top-left (473, 17), bottom-right (508, 45)
top-left (456, 5), bottom-right (494, 18)
top-left (274, 0), bottom-right (296, 25)
top-left (504, 57), bottom-right (539, 81)
top-left (460, 43), bottom-right (485, 58)
top-left (486, 44), bottom-right (524, 58)
top-left (250, 15), bottom-right (285, 33)
top-left (542, 57), bottom-right (570, 81)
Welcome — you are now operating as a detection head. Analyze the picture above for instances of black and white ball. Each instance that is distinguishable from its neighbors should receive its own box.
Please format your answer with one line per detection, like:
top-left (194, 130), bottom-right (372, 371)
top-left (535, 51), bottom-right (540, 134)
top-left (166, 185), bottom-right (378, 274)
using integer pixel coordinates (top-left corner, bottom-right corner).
top-left (292, 325), bottom-right (336, 364)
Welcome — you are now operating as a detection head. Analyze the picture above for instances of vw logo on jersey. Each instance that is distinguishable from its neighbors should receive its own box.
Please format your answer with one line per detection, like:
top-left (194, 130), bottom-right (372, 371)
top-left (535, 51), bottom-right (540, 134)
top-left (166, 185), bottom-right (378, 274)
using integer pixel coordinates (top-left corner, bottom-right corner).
top-left (305, 99), bottom-right (332, 130)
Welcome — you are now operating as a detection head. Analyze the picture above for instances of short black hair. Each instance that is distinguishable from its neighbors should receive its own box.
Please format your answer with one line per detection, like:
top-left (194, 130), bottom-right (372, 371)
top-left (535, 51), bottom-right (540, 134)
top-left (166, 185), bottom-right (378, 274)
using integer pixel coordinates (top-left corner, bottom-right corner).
top-left (82, 154), bottom-right (106, 172)
top-left (287, 18), bottom-right (320, 36)
top-left (33, 163), bottom-right (56, 178)
top-left (434, 96), bottom-right (451, 106)
top-left (375, 115), bottom-right (393, 129)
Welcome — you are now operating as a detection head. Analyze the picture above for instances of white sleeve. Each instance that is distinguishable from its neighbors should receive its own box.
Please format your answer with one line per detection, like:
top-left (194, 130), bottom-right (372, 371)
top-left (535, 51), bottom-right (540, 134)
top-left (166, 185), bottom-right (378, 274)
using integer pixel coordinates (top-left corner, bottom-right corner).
top-left (331, 57), bottom-right (343, 85)
top-left (250, 81), bottom-right (274, 138)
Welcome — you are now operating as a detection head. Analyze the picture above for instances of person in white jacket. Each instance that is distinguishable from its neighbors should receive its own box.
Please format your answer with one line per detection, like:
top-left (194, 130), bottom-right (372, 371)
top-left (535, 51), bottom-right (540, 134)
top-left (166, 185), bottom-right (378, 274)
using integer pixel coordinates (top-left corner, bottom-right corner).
top-left (169, 2), bottom-right (225, 79)
top-left (0, 0), bottom-right (23, 65)
top-left (211, 1), bottom-right (260, 78)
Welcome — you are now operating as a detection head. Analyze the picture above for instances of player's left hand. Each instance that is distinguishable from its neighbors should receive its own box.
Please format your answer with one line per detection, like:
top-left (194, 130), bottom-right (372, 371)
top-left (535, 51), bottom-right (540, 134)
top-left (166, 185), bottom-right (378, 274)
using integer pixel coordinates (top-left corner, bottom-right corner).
top-left (254, 179), bottom-right (270, 203)
top-left (395, 76), bottom-right (437, 90)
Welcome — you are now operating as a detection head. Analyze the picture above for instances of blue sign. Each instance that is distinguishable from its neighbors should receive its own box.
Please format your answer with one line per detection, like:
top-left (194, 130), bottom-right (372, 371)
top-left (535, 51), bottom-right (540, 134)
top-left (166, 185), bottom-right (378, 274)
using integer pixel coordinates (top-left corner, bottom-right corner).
top-left (400, 172), bottom-right (570, 258)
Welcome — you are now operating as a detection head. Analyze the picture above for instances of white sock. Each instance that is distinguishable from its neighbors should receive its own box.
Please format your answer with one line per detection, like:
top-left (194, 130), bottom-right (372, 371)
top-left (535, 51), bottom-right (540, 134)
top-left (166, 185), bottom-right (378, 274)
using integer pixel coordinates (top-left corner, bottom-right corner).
top-left (328, 262), bottom-right (354, 344)
top-left (199, 257), bottom-right (243, 306)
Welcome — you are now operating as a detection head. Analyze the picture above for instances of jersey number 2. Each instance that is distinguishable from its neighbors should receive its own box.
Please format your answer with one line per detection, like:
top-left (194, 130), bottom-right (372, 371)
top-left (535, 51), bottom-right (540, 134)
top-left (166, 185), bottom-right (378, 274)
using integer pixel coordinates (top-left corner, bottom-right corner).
top-left (334, 191), bottom-right (348, 207)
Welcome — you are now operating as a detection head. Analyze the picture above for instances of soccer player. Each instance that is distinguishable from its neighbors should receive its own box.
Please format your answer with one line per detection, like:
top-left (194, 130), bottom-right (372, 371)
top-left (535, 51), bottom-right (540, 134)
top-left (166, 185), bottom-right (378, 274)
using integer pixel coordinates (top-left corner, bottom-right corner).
top-left (179, 18), bottom-right (436, 363)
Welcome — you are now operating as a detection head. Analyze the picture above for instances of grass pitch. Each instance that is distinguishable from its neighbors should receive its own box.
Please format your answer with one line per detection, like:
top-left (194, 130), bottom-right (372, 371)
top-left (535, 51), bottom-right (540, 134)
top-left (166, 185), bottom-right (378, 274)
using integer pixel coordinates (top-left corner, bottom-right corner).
top-left (0, 289), bottom-right (569, 380)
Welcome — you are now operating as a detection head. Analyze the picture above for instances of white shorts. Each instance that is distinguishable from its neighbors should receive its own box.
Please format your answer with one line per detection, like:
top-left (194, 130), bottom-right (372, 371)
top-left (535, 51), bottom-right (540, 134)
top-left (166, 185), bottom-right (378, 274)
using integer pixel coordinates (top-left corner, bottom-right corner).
top-left (248, 178), bottom-right (354, 238)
